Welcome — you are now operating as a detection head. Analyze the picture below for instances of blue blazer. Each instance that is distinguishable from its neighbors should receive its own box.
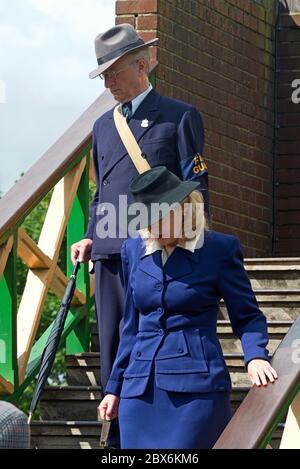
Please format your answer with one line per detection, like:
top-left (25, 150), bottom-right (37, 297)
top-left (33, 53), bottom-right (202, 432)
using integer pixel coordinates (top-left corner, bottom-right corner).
top-left (105, 230), bottom-right (270, 398)
top-left (85, 89), bottom-right (209, 257)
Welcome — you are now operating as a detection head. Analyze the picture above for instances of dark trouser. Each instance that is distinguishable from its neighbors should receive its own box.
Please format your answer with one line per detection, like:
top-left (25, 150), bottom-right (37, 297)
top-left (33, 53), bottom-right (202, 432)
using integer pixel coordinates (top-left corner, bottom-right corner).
top-left (94, 257), bottom-right (125, 448)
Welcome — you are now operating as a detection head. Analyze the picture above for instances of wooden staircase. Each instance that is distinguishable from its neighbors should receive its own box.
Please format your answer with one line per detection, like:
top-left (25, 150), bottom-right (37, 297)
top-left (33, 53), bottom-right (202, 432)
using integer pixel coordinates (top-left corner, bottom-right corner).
top-left (30, 258), bottom-right (300, 449)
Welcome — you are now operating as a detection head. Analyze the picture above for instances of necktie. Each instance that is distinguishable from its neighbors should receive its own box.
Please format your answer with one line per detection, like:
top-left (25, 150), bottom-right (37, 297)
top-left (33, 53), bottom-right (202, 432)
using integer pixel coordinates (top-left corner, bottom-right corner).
top-left (122, 101), bottom-right (132, 122)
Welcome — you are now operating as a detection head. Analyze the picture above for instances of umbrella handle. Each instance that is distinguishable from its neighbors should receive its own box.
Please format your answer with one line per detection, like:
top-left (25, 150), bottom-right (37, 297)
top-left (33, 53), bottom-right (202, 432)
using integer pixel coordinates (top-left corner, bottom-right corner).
top-left (72, 260), bottom-right (81, 277)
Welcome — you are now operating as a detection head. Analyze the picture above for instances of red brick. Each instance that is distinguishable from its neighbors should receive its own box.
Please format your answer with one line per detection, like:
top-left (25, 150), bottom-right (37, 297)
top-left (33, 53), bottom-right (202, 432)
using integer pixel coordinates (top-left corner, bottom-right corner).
top-left (115, 15), bottom-right (135, 27)
top-left (136, 14), bottom-right (158, 30)
top-left (116, 0), bottom-right (158, 15)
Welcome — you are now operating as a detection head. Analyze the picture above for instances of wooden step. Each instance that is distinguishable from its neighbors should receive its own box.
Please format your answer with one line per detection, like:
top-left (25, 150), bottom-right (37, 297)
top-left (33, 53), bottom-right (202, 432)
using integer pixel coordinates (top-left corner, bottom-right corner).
top-left (29, 420), bottom-right (284, 449)
top-left (244, 258), bottom-right (300, 290)
top-left (217, 320), bottom-right (292, 355)
top-left (244, 257), bottom-right (300, 269)
top-left (40, 385), bottom-right (250, 420)
top-left (40, 386), bottom-right (102, 421)
top-left (219, 290), bottom-right (300, 321)
top-left (30, 420), bottom-right (102, 449)
top-left (217, 320), bottom-right (293, 337)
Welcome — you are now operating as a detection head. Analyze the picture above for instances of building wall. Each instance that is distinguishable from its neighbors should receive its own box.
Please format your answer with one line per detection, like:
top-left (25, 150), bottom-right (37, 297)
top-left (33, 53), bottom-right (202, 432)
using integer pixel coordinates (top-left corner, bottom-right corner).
top-left (115, 0), bottom-right (278, 256)
top-left (274, 1), bottom-right (300, 255)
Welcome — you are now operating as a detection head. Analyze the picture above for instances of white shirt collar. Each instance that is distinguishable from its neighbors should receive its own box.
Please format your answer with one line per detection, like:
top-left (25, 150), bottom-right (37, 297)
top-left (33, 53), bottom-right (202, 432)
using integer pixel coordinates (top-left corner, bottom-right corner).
top-left (122, 83), bottom-right (153, 116)
top-left (139, 229), bottom-right (204, 266)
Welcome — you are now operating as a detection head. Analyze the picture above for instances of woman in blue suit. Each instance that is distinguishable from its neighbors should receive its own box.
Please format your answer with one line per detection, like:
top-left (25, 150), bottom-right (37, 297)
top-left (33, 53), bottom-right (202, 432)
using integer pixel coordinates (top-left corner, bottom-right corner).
top-left (99, 166), bottom-right (278, 449)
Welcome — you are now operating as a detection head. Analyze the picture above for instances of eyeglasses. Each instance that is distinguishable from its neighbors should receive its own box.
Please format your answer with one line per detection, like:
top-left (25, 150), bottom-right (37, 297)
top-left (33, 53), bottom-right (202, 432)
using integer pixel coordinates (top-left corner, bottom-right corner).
top-left (99, 60), bottom-right (138, 81)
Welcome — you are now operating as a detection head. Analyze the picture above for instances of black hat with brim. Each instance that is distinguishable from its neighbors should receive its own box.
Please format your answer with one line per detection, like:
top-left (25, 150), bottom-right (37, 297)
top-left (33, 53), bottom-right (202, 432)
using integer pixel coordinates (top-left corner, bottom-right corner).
top-left (120, 166), bottom-right (201, 233)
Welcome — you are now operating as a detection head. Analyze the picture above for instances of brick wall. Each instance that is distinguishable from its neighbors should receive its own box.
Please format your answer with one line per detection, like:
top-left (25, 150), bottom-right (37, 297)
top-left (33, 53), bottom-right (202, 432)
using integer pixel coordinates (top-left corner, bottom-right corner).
top-left (274, 2), bottom-right (300, 256)
top-left (115, 0), bottom-right (278, 256)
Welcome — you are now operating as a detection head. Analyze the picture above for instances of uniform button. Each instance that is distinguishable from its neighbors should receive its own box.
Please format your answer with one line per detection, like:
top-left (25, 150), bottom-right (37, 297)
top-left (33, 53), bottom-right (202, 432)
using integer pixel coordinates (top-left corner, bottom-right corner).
top-left (158, 329), bottom-right (164, 336)
top-left (178, 348), bottom-right (184, 354)
top-left (136, 351), bottom-right (142, 357)
top-left (103, 179), bottom-right (109, 186)
top-left (155, 283), bottom-right (162, 291)
top-left (141, 152), bottom-right (147, 159)
top-left (157, 307), bottom-right (163, 313)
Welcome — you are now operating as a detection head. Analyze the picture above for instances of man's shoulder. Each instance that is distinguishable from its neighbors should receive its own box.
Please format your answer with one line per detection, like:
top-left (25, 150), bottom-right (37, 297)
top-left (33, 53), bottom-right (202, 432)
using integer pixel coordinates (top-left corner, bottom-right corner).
top-left (92, 106), bottom-right (115, 132)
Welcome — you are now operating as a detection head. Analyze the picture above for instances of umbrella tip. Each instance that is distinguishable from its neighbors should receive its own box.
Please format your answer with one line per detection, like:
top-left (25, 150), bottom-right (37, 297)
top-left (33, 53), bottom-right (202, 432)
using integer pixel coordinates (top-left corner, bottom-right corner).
top-left (27, 413), bottom-right (33, 425)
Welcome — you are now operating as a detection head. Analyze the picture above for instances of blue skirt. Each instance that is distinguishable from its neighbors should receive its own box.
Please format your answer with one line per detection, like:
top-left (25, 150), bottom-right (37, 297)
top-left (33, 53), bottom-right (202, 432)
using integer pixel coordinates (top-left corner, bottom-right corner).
top-left (119, 371), bottom-right (232, 449)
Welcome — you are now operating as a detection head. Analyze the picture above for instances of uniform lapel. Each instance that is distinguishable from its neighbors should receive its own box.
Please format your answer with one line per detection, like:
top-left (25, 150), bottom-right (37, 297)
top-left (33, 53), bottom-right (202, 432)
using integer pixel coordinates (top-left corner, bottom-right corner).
top-left (163, 247), bottom-right (204, 282)
top-left (138, 249), bottom-right (164, 282)
top-left (103, 89), bottom-right (161, 177)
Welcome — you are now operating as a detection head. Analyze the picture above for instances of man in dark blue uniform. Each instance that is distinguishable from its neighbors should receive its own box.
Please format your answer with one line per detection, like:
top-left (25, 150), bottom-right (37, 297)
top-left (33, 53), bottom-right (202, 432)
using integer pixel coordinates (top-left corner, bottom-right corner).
top-left (71, 23), bottom-right (209, 447)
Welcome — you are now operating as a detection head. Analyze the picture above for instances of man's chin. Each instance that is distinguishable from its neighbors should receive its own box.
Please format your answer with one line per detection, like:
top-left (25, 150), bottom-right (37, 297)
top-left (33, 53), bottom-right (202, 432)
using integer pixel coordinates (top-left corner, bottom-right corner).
top-left (111, 91), bottom-right (123, 102)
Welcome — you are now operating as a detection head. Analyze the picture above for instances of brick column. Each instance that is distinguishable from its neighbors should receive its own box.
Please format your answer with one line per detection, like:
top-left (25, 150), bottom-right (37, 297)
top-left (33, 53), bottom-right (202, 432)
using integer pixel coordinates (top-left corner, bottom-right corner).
top-left (116, 0), bottom-right (159, 66)
top-left (274, 1), bottom-right (300, 256)
top-left (116, 0), bottom-right (278, 256)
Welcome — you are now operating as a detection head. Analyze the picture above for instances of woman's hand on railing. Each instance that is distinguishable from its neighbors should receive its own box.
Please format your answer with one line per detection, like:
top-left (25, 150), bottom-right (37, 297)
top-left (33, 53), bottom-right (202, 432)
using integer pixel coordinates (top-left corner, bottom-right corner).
top-left (247, 359), bottom-right (278, 387)
top-left (71, 238), bottom-right (93, 264)
top-left (98, 394), bottom-right (120, 421)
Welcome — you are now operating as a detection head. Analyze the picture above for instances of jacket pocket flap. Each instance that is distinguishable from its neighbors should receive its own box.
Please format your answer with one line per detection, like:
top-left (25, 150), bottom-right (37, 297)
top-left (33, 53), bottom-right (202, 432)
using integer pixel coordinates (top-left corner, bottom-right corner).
top-left (155, 330), bottom-right (188, 360)
top-left (155, 357), bottom-right (208, 374)
top-left (123, 359), bottom-right (152, 378)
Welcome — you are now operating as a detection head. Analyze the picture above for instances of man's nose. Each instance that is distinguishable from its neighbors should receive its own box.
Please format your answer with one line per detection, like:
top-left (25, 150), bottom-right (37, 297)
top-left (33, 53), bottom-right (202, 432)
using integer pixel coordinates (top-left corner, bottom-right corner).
top-left (105, 75), bottom-right (116, 88)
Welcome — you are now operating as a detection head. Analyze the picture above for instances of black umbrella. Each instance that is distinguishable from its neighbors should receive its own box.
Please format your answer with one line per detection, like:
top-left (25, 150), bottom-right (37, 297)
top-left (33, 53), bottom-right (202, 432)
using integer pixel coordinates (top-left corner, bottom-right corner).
top-left (28, 261), bottom-right (81, 424)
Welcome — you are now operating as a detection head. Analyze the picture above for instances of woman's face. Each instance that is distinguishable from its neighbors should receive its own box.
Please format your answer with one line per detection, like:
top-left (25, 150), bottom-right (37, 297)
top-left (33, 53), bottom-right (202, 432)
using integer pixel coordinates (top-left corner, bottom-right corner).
top-left (148, 199), bottom-right (188, 247)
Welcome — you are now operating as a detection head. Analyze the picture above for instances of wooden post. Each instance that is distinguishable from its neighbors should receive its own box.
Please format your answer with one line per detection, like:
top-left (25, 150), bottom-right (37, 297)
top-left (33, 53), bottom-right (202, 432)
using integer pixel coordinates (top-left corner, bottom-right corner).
top-left (0, 235), bottom-right (18, 394)
top-left (17, 158), bottom-right (87, 384)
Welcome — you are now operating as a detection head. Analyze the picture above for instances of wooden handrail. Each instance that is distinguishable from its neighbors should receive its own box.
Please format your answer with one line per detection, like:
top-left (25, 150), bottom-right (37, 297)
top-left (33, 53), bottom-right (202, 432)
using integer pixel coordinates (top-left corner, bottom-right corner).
top-left (213, 315), bottom-right (300, 449)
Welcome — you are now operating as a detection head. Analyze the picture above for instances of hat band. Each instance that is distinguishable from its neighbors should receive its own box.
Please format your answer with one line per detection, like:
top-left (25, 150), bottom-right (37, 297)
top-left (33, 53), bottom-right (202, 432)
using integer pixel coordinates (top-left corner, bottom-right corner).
top-left (97, 38), bottom-right (145, 66)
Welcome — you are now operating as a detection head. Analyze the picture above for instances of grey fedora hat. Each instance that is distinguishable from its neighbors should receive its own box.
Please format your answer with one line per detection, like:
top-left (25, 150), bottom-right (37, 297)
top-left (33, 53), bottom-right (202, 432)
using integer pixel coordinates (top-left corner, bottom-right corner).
top-left (89, 23), bottom-right (158, 79)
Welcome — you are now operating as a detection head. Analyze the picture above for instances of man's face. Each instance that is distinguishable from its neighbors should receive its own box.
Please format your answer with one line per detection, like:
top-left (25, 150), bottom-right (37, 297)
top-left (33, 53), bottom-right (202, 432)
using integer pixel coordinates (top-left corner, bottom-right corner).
top-left (102, 55), bottom-right (145, 103)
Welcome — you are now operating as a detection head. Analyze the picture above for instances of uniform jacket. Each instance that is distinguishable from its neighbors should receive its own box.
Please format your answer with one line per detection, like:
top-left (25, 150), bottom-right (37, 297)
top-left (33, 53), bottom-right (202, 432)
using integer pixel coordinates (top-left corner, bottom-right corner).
top-left (105, 230), bottom-right (270, 398)
top-left (84, 89), bottom-right (209, 258)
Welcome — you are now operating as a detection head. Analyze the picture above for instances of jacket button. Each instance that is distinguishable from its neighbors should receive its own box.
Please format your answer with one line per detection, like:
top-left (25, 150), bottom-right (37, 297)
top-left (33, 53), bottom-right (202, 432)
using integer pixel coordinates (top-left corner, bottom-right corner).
top-left (178, 348), bottom-right (184, 354)
top-left (158, 329), bottom-right (164, 335)
top-left (155, 283), bottom-right (162, 291)
top-left (141, 152), bottom-right (147, 159)
top-left (103, 179), bottom-right (109, 186)
top-left (136, 351), bottom-right (142, 357)
top-left (157, 307), bottom-right (163, 313)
